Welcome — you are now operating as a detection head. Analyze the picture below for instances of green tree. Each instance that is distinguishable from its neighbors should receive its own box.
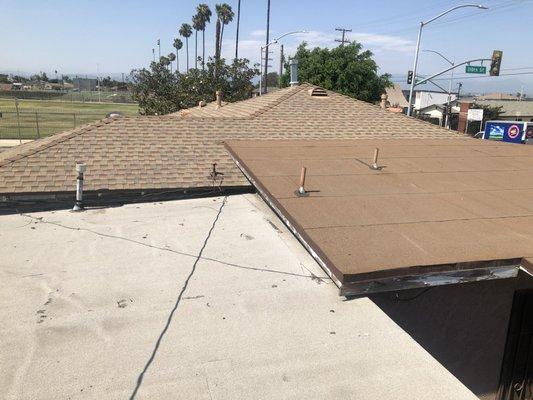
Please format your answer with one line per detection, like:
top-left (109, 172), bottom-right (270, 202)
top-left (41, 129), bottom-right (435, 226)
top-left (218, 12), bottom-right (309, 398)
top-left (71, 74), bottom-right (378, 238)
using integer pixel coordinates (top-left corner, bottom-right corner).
top-left (281, 42), bottom-right (391, 103)
top-left (179, 23), bottom-right (192, 72)
top-left (196, 4), bottom-right (212, 70)
top-left (130, 57), bottom-right (258, 115)
top-left (173, 39), bottom-right (183, 73)
top-left (130, 61), bottom-right (180, 115)
top-left (265, 72), bottom-right (279, 87)
top-left (168, 53), bottom-right (176, 73)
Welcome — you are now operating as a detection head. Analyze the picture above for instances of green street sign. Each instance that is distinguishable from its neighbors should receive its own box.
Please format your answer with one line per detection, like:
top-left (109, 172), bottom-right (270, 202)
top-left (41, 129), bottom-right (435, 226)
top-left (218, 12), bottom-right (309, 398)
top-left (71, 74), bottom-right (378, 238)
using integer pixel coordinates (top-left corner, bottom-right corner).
top-left (466, 65), bottom-right (487, 74)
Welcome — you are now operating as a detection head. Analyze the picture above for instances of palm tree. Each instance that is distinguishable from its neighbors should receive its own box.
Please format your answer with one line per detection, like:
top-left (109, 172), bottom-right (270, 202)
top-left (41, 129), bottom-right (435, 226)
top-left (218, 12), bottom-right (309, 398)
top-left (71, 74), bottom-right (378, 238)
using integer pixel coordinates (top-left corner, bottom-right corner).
top-left (235, 0), bottom-right (241, 59)
top-left (196, 4), bottom-right (212, 70)
top-left (167, 53), bottom-right (176, 73)
top-left (179, 23), bottom-right (192, 72)
top-left (192, 14), bottom-right (203, 69)
top-left (173, 38), bottom-right (183, 73)
top-left (216, 4), bottom-right (234, 57)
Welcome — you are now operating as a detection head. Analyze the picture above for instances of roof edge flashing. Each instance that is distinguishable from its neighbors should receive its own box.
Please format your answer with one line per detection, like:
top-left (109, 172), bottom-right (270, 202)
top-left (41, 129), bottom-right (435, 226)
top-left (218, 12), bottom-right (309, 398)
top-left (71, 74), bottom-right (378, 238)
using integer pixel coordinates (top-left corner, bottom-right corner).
top-left (341, 261), bottom-right (520, 296)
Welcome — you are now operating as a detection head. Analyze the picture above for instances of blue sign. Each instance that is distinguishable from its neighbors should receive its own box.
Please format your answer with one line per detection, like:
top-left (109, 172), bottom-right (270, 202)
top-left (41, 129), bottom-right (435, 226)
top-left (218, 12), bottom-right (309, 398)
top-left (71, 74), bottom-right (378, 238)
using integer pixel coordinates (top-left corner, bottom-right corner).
top-left (483, 121), bottom-right (525, 144)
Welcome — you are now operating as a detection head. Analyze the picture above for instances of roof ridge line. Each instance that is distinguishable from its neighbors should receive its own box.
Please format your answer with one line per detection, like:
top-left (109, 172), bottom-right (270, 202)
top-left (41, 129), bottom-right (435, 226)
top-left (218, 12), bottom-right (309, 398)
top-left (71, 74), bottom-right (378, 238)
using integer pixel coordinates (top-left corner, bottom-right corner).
top-left (0, 117), bottom-right (118, 168)
top-left (249, 84), bottom-right (310, 118)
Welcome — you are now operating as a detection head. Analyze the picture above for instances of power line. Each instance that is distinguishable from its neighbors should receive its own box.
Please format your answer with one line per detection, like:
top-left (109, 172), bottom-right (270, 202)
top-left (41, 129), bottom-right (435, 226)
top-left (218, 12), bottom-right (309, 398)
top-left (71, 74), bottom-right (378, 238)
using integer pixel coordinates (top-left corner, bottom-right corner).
top-left (335, 28), bottom-right (352, 46)
top-left (391, 71), bottom-right (533, 83)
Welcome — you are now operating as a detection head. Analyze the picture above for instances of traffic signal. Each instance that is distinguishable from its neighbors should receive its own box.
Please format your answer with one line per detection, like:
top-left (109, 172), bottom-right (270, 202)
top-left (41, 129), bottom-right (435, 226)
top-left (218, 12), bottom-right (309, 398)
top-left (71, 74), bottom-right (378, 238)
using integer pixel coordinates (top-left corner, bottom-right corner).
top-left (490, 50), bottom-right (502, 76)
top-left (407, 70), bottom-right (413, 84)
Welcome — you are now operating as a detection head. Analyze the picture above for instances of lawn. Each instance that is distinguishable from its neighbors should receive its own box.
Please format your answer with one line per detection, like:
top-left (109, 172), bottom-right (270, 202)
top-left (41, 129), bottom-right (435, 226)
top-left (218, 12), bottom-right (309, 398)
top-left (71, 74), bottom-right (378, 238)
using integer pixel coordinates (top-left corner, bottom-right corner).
top-left (0, 99), bottom-right (139, 139)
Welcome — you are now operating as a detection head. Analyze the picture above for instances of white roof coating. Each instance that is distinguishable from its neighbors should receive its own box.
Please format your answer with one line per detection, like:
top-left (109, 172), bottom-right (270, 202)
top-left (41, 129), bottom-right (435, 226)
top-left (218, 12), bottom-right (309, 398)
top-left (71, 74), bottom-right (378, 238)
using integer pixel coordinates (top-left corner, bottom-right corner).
top-left (0, 194), bottom-right (477, 399)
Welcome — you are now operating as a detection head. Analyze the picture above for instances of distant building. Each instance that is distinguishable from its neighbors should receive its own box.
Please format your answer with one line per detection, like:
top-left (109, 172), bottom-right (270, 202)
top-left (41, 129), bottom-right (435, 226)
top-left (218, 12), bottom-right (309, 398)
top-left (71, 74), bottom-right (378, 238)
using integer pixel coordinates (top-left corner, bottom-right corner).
top-left (73, 77), bottom-right (98, 91)
top-left (411, 90), bottom-right (458, 111)
top-left (474, 92), bottom-right (521, 101)
top-left (418, 101), bottom-right (460, 126)
top-left (385, 84), bottom-right (409, 109)
top-left (0, 83), bottom-right (12, 91)
top-left (475, 99), bottom-right (533, 122)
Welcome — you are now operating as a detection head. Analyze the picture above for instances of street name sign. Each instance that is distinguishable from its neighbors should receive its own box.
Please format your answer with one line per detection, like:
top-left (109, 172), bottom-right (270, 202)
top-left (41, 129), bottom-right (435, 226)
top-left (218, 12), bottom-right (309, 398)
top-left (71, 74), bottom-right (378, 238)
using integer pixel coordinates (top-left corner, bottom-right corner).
top-left (465, 65), bottom-right (486, 74)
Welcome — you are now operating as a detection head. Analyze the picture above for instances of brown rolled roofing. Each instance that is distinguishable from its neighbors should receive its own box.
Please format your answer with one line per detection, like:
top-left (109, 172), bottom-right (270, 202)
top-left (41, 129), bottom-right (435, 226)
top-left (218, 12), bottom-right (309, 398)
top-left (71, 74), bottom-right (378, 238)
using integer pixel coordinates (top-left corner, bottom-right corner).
top-left (0, 84), bottom-right (461, 196)
top-left (225, 139), bottom-right (533, 288)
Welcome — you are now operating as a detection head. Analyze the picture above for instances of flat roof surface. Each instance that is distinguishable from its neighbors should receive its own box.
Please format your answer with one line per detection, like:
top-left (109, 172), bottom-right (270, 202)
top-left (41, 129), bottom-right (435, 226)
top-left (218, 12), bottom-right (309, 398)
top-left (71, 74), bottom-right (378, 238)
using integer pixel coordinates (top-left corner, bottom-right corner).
top-left (226, 139), bottom-right (533, 292)
top-left (0, 194), bottom-right (477, 399)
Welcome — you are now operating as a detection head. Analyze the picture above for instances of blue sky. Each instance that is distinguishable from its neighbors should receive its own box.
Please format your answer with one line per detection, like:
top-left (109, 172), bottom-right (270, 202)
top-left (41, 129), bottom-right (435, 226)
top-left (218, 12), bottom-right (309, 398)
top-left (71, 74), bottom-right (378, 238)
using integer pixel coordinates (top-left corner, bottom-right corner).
top-left (1, 0), bottom-right (532, 93)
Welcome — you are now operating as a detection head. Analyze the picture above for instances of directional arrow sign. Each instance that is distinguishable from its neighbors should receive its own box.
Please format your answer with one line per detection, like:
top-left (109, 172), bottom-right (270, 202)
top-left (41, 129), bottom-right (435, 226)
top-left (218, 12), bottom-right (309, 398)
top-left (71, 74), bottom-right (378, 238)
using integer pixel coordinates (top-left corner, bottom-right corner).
top-left (466, 65), bottom-right (487, 74)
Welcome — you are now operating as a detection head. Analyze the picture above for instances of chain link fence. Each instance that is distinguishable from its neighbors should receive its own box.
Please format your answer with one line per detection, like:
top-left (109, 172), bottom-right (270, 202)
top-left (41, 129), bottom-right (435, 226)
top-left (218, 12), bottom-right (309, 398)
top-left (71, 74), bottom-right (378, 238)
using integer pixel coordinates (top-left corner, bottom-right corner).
top-left (0, 90), bottom-right (135, 103)
top-left (0, 110), bottom-right (111, 140)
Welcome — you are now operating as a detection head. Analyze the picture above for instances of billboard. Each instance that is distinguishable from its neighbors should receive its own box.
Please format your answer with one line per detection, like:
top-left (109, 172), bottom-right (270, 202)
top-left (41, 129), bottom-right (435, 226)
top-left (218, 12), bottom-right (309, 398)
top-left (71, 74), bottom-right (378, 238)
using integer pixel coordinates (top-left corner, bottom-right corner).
top-left (483, 121), bottom-right (526, 144)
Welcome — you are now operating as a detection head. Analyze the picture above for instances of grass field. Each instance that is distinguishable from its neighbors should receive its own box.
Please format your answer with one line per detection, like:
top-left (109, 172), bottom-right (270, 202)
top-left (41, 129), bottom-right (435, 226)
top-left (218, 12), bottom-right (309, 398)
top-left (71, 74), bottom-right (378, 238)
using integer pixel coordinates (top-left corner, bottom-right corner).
top-left (0, 99), bottom-right (139, 139)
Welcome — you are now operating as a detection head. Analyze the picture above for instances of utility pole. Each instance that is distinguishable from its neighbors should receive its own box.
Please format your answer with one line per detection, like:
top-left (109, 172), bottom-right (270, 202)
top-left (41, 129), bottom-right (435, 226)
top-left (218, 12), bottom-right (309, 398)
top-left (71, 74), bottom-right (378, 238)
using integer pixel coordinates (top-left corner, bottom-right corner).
top-left (335, 28), bottom-right (352, 46)
top-left (279, 44), bottom-right (284, 83)
top-left (263, 0), bottom-right (271, 95)
top-left (157, 39), bottom-right (161, 59)
top-left (152, 48), bottom-right (155, 63)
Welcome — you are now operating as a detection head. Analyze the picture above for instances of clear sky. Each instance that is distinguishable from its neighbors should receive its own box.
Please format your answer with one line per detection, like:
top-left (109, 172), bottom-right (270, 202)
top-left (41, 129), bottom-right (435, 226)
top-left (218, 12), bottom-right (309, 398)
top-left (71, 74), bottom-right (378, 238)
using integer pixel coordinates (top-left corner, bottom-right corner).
top-left (1, 0), bottom-right (532, 93)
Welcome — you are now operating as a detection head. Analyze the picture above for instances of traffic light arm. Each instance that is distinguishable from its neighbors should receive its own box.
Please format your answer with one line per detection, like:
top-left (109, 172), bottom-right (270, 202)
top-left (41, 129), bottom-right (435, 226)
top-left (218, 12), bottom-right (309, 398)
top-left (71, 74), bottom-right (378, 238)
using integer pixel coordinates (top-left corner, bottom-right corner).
top-left (414, 58), bottom-right (491, 87)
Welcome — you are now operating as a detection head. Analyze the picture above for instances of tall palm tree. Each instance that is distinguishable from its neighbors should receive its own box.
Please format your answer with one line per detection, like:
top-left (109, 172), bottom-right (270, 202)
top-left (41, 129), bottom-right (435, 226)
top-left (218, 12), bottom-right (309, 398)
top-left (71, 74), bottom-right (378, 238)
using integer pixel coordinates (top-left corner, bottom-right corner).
top-left (179, 23), bottom-right (192, 72)
top-left (196, 4), bottom-right (212, 70)
top-left (216, 4), bottom-right (234, 57)
top-left (167, 53), bottom-right (176, 73)
top-left (192, 14), bottom-right (203, 70)
top-left (173, 38), bottom-right (183, 73)
top-left (235, 0), bottom-right (241, 59)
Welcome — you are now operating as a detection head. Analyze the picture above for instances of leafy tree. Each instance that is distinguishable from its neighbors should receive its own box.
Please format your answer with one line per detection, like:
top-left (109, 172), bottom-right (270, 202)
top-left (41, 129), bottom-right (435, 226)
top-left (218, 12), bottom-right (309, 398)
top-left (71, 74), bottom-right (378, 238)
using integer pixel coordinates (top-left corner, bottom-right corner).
top-left (61, 74), bottom-right (72, 83)
top-left (11, 75), bottom-right (29, 83)
top-left (0, 74), bottom-right (10, 83)
top-left (30, 72), bottom-right (49, 82)
top-left (168, 53), bottom-right (176, 73)
top-left (280, 42), bottom-right (391, 103)
top-left (173, 38), bottom-right (183, 72)
top-left (196, 4), bottom-right (212, 70)
top-left (130, 57), bottom-right (258, 115)
top-left (130, 61), bottom-right (180, 115)
top-left (265, 72), bottom-right (279, 87)
top-left (179, 23), bottom-right (192, 72)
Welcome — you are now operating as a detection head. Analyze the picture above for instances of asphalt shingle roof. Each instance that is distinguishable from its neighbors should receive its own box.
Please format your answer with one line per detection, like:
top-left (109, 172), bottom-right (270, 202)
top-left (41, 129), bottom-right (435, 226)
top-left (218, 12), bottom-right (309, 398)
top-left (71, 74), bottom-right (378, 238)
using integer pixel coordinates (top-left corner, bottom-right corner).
top-left (0, 83), bottom-right (463, 196)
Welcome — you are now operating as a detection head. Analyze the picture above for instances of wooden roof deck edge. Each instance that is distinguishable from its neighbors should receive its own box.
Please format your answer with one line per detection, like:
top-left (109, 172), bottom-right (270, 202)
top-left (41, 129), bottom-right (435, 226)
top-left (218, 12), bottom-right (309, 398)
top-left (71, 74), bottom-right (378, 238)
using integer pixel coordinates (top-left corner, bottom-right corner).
top-left (225, 141), bottom-right (344, 289)
top-left (225, 140), bottom-right (528, 296)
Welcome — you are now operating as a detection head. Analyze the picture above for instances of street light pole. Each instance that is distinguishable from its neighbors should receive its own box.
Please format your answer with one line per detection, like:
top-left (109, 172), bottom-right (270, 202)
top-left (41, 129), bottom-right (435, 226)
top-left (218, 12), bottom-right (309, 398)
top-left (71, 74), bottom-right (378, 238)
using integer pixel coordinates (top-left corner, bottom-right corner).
top-left (423, 49), bottom-right (455, 128)
top-left (259, 30), bottom-right (307, 96)
top-left (406, 4), bottom-right (488, 116)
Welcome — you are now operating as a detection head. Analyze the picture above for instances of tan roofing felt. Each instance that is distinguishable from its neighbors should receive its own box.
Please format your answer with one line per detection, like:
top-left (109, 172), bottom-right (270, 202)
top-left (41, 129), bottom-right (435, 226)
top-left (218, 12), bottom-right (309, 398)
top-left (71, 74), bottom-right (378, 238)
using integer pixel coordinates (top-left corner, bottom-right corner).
top-left (0, 84), bottom-right (462, 195)
top-left (225, 139), bottom-right (533, 288)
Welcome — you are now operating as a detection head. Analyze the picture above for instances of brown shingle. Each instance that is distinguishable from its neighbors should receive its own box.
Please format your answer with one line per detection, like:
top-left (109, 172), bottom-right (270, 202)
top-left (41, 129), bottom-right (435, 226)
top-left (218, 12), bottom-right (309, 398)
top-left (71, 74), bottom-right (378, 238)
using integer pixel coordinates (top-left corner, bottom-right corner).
top-left (0, 84), bottom-right (462, 196)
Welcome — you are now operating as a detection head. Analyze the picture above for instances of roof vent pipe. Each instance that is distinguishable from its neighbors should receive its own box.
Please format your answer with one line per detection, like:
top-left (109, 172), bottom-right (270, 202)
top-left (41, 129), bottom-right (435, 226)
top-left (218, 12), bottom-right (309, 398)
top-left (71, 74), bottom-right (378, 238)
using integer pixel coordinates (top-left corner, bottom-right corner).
top-left (380, 94), bottom-right (389, 110)
top-left (72, 162), bottom-right (86, 212)
top-left (216, 90), bottom-right (222, 109)
top-left (289, 59), bottom-right (299, 86)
